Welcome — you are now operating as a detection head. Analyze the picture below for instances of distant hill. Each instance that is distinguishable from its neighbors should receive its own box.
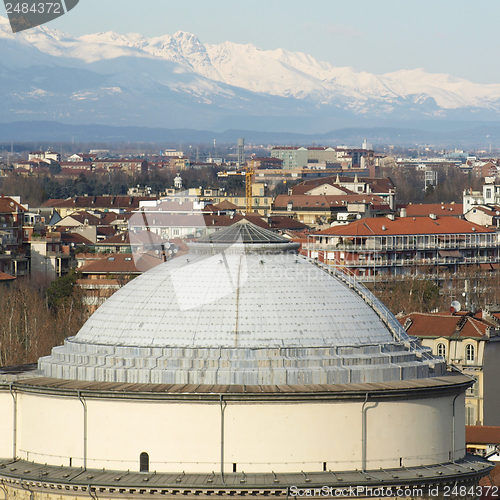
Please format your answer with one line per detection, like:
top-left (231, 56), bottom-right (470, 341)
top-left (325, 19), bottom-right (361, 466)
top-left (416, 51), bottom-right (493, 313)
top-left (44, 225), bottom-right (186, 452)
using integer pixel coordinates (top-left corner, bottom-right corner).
top-left (2, 15), bottom-right (500, 134)
top-left (2, 120), bottom-right (500, 147)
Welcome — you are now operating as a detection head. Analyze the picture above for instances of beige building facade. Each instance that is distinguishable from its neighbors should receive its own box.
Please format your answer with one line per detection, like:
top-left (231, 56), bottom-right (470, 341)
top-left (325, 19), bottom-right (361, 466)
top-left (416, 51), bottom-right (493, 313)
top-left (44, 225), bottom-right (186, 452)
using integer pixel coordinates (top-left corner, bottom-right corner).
top-left (400, 308), bottom-right (500, 426)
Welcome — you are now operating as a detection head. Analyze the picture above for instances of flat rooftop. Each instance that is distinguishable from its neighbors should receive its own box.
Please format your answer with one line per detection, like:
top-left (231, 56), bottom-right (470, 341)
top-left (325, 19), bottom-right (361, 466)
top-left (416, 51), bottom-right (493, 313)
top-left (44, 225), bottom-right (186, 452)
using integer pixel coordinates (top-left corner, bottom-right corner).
top-left (0, 456), bottom-right (493, 497)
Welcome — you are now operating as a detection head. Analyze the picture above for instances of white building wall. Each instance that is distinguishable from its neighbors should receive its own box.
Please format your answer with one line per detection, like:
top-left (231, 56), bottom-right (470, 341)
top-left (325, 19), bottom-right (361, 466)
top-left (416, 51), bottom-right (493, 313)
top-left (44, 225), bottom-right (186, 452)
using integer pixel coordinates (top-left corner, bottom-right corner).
top-left (0, 392), bottom-right (13, 459)
top-left (5, 390), bottom-right (466, 474)
top-left (17, 393), bottom-right (84, 467)
top-left (86, 400), bottom-right (220, 472)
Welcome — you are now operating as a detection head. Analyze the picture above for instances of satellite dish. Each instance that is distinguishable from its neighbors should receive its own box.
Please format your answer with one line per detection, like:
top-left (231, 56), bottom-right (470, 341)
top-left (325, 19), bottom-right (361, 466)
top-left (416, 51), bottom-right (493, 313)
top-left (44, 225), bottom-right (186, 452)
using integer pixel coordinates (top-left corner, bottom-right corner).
top-left (450, 301), bottom-right (461, 314)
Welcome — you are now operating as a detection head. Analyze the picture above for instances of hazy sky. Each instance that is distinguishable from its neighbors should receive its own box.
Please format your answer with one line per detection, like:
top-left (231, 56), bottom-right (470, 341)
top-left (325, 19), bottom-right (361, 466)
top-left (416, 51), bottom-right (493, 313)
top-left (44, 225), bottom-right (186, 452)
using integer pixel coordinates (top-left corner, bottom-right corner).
top-left (11, 0), bottom-right (500, 83)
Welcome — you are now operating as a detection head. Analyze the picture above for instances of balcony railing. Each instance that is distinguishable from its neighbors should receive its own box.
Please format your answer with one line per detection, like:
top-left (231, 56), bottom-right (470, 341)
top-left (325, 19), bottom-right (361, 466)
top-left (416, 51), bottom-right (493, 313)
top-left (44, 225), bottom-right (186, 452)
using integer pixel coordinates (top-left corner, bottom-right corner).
top-left (304, 240), bottom-right (498, 252)
top-left (309, 258), bottom-right (435, 362)
top-left (322, 256), bottom-right (499, 268)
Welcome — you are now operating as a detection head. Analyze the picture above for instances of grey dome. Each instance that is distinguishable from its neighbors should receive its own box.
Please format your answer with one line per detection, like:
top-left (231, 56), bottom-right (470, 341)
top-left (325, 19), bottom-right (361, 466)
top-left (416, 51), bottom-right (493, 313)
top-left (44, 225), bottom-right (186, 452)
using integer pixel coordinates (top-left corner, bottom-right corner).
top-left (39, 222), bottom-right (444, 385)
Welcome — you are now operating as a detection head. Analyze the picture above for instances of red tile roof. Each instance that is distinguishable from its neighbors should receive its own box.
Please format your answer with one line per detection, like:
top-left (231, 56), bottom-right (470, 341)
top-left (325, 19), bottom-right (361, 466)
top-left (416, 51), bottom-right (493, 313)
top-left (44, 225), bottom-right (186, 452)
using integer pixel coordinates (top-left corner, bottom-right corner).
top-left (97, 226), bottom-right (116, 237)
top-left (0, 196), bottom-right (25, 213)
top-left (267, 216), bottom-right (309, 231)
top-left (61, 211), bottom-right (102, 226)
top-left (398, 311), bottom-right (496, 339)
top-left (100, 212), bottom-right (133, 225)
top-left (60, 232), bottom-right (94, 245)
top-left (403, 203), bottom-right (463, 217)
top-left (274, 194), bottom-right (386, 210)
top-left (466, 425), bottom-right (500, 445)
top-left (316, 216), bottom-right (493, 236)
top-left (212, 200), bottom-right (238, 210)
top-left (78, 253), bottom-right (162, 274)
top-left (292, 176), bottom-right (394, 195)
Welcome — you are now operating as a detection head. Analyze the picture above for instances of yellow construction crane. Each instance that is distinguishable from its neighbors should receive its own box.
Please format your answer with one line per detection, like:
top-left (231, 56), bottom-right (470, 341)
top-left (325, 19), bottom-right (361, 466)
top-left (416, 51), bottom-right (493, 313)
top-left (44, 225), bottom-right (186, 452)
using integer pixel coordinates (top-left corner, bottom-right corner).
top-left (245, 163), bottom-right (254, 214)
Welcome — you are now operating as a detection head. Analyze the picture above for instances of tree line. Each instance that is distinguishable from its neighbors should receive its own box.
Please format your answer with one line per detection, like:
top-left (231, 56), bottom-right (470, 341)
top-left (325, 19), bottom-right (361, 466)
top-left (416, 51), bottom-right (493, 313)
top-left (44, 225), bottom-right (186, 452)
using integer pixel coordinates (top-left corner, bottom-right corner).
top-left (380, 164), bottom-right (483, 205)
top-left (0, 272), bottom-right (87, 367)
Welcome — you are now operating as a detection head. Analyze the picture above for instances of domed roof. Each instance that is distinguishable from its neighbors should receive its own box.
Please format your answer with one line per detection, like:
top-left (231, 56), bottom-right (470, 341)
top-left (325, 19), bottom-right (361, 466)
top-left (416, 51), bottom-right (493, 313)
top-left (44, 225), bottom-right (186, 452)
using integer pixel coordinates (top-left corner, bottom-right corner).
top-left (196, 218), bottom-right (291, 245)
top-left (39, 222), bottom-right (443, 385)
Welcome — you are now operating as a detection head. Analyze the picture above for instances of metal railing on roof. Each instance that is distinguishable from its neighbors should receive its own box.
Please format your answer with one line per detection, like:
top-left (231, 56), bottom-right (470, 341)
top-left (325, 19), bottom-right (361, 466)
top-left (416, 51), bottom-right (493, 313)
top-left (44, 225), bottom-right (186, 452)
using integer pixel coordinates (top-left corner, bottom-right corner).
top-left (308, 256), bottom-right (435, 362)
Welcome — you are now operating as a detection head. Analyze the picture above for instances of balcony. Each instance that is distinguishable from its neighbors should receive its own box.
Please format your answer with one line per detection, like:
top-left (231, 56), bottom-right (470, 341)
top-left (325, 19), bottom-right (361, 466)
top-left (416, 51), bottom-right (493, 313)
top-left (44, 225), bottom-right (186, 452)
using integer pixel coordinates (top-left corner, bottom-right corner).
top-left (304, 240), bottom-right (498, 252)
top-left (324, 255), bottom-right (498, 268)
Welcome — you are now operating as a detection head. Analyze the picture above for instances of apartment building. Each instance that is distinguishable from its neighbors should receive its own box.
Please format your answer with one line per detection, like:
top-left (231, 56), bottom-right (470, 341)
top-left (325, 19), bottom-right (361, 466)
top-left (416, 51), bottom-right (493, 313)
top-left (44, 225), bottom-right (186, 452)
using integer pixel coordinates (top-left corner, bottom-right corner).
top-left (29, 232), bottom-right (73, 279)
top-left (159, 185), bottom-right (273, 216)
top-left (305, 215), bottom-right (499, 279)
top-left (0, 196), bottom-right (29, 277)
top-left (92, 159), bottom-right (148, 175)
top-left (270, 146), bottom-right (309, 169)
top-left (77, 253), bottom-right (163, 312)
top-left (270, 146), bottom-right (374, 170)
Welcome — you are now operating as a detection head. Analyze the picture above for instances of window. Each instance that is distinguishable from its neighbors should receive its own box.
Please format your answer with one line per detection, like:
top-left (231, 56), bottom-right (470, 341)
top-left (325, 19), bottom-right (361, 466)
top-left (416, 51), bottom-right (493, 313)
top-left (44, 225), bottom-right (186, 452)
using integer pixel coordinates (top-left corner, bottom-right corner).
top-left (437, 343), bottom-right (446, 358)
top-left (466, 344), bottom-right (475, 362)
top-left (465, 406), bottom-right (476, 425)
top-left (140, 452), bottom-right (149, 473)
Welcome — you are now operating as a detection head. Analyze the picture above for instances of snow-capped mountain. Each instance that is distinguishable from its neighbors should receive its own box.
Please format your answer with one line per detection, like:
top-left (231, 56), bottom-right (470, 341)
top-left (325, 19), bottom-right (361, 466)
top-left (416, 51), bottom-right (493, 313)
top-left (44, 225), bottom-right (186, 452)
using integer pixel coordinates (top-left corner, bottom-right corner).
top-left (2, 15), bottom-right (500, 131)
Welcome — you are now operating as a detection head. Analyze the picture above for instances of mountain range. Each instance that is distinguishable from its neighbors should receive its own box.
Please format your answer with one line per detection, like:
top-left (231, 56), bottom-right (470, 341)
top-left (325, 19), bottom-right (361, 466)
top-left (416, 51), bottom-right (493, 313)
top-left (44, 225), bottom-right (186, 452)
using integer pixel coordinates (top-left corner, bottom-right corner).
top-left (2, 15), bottom-right (500, 134)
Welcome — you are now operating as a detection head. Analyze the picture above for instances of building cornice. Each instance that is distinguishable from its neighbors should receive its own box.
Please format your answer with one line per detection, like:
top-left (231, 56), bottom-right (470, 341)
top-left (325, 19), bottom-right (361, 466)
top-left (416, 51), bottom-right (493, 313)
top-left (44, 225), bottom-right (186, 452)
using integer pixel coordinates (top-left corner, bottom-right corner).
top-left (0, 373), bottom-right (473, 403)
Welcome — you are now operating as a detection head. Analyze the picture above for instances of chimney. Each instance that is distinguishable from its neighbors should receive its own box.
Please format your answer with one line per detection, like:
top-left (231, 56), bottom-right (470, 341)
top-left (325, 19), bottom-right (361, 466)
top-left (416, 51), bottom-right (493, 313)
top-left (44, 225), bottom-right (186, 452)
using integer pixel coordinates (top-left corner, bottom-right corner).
top-left (386, 214), bottom-right (395, 221)
top-left (400, 207), bottom-right (407, 218)
top-left (429, 213), bottom-right (437, 220)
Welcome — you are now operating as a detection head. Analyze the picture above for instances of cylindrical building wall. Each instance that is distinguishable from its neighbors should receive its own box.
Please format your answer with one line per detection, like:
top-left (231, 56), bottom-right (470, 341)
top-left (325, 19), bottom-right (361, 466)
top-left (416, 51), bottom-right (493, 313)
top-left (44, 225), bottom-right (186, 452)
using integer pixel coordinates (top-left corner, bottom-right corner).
top-left (3, 389), bottom-right (465, 474)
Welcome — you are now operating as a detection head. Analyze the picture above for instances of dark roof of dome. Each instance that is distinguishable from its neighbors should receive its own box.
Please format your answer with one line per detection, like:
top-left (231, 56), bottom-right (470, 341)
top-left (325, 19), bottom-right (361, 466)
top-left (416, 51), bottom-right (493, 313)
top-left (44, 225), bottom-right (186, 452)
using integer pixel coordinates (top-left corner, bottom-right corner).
top-left (197, 219), bottom-right (289, 244)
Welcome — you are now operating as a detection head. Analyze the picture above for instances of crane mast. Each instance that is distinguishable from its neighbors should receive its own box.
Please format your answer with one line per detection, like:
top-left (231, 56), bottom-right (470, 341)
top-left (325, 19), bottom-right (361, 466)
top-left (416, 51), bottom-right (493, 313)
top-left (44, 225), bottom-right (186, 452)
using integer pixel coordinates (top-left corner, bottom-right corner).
top-left (245, 164), bottom-right (254, 214)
